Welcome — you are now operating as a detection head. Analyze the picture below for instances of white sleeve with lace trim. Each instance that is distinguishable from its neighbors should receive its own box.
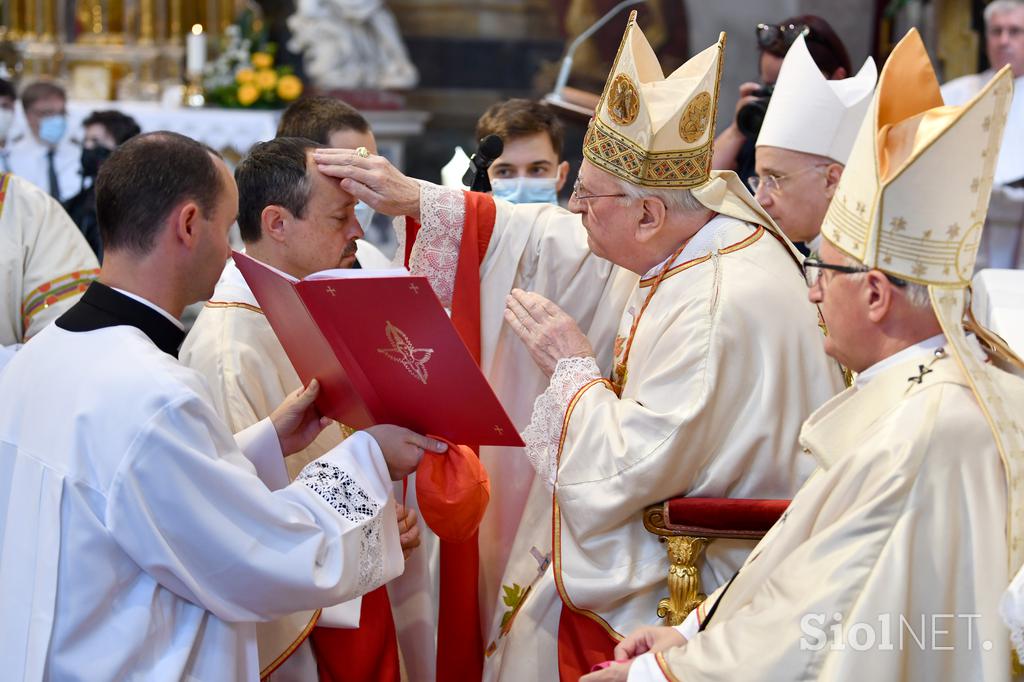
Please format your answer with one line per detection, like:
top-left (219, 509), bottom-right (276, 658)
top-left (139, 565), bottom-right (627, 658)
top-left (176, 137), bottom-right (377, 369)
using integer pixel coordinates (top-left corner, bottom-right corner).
top-left (407, 182), bottom-right (466, 307)
top-left (521, 356), bottom-right (602, 488)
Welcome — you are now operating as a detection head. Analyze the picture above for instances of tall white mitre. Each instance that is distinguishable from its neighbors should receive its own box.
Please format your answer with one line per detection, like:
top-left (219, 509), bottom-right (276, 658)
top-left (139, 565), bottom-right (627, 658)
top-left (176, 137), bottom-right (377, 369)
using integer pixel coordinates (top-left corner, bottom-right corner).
top-left (583, 10), bottom-right (724, 188)
top-left (821, 28), bottom-right (1024, 591)
top-left (756, 34), bottom-right (877, 164)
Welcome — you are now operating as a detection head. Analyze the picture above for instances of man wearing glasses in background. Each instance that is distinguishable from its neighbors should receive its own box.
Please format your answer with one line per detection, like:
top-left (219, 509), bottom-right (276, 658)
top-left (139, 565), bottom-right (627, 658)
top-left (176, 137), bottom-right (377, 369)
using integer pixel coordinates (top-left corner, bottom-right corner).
top-left (711, 15), bottom-right (852, 188)
top-left (749, 34), bottom-right (876, 256)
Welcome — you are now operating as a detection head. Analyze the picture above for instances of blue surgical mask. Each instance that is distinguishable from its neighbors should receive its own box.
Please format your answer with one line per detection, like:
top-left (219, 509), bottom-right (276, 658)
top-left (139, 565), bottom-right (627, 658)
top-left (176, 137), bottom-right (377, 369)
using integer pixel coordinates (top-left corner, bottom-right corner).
top-left (38, 114), bottom-right (67, 145)
top-left (354, 201), bottom-right (376, 231)
top-left (491, 177), bottom-right (559, 205)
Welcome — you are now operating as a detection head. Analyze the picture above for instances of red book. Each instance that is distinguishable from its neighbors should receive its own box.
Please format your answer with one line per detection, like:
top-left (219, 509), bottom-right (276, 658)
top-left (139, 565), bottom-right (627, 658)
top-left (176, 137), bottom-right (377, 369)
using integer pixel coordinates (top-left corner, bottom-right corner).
top-left (232, 251), bottom-right (523, 447)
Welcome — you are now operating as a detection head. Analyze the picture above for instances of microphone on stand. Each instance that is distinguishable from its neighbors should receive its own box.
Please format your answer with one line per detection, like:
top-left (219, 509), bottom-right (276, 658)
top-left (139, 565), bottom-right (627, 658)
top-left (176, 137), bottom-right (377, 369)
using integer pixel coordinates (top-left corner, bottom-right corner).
top-left (462, 134), bottom-right (504, 192)
top-left (543, 0), bottom-right (645, 118)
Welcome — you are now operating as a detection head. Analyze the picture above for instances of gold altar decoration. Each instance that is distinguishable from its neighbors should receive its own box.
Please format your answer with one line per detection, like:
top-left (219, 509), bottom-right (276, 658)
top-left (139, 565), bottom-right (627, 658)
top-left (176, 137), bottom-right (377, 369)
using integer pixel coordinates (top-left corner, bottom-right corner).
top-left (0, 0), bottom-right (249, 98)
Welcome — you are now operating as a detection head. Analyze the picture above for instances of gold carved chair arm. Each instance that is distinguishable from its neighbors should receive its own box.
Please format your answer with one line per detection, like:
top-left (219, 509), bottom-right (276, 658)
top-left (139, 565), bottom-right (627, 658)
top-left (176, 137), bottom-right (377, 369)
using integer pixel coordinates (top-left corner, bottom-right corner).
top-left (643, 498), bottom-right (790, 625)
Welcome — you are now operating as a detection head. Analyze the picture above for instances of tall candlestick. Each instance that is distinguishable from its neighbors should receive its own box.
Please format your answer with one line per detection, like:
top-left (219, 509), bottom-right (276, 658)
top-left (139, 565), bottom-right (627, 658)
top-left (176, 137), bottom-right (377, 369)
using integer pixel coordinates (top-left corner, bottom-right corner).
top-left (169, 0), bottom-right (181, 39)
top-left (139, 0), bottom-right (154, 44)
top-left (186, 23), bottom-right (206, 75)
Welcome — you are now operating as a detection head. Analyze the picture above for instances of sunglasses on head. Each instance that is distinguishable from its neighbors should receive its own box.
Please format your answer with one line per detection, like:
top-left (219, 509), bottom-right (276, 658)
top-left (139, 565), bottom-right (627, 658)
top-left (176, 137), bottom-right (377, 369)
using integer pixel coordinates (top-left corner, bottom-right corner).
top-left (756, 22), bottom-right (810, 52)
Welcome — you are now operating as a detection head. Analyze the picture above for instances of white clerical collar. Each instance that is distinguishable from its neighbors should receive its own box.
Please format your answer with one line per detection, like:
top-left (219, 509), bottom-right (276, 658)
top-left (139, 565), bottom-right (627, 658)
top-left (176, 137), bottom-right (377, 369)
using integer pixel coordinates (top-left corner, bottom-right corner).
top-left (806, 233), bottom-right (822, 255)
top-left (642, 214), bottom-right (745, 279)
top-left (109, 287), bottom-right (185, 331)
top-left (855, 333), bottom-right (947, 388)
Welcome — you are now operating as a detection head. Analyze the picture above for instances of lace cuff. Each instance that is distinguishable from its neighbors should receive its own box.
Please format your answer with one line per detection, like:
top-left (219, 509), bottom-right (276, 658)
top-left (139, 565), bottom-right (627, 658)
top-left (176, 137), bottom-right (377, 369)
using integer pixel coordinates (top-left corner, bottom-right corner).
top-left (407, 182), bottom-right (466, 307)
top-left (522, 356), bottom-right (602, 488)
top-left (297, 460), bottom-right (384, 593)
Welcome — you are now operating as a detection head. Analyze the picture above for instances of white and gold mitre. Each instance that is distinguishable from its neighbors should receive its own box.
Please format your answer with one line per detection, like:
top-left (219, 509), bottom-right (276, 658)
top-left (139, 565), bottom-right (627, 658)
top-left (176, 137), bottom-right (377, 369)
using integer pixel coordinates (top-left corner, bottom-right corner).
top-left (821, 28), bottom-right (1013, 287)
top-left (756, 34), bottom-right (877, 164)
top-left (583, 11), bottom-right (724, 189)
top-left (825, 29), bottom-right (1024, 587)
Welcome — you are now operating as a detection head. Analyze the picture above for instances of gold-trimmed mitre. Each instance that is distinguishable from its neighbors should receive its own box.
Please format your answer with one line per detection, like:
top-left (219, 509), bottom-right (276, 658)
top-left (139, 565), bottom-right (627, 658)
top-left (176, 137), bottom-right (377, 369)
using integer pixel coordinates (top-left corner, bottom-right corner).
top-left (821, 28), bottom-right (1012, 287)
top-left (583, 11), bottom-right (724, 189)
top-left (824, 29), bottom-right (1024, 585)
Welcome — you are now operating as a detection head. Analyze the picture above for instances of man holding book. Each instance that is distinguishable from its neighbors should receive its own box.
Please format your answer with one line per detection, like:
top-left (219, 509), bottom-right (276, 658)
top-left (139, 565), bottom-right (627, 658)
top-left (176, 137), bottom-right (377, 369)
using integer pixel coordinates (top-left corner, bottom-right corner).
top-left (315, 13), bottom-right (844, 680)
top-left (180, 136), bottom-right (419, 682)
top-left (0, 131), bottom-right (444, 680)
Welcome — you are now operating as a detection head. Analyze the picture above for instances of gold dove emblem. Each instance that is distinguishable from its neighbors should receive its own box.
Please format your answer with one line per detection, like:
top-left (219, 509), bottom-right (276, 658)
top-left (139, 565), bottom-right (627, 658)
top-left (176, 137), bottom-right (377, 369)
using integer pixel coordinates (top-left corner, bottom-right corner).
top-left (377, 321), bottom-right (433, 384)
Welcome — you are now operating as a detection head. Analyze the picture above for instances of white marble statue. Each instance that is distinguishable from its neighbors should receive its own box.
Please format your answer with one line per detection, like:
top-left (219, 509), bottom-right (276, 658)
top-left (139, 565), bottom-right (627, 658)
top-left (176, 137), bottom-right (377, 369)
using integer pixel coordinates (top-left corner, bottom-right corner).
top-left (288, 0), bottom-right (419, 89)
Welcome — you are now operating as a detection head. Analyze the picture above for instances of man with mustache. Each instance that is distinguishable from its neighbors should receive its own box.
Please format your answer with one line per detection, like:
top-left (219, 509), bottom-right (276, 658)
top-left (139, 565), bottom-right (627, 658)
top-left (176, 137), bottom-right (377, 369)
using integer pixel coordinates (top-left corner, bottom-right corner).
top-left (180, 136), bottom-right (418, 681)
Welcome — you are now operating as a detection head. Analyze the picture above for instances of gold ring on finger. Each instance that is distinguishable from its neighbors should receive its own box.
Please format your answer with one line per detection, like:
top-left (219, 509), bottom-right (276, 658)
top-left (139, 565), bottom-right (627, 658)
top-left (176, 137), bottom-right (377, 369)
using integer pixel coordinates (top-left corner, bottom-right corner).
top-left (356, 146), bottom-right (370, 158)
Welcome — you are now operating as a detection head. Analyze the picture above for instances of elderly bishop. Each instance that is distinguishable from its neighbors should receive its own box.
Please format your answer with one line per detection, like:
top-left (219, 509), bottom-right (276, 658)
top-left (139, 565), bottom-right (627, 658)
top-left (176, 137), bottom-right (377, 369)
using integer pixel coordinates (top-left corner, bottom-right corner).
top-left (317, 13), bottom-right (843, 680)
top-left (601, 29), bottom-right (1024, 682)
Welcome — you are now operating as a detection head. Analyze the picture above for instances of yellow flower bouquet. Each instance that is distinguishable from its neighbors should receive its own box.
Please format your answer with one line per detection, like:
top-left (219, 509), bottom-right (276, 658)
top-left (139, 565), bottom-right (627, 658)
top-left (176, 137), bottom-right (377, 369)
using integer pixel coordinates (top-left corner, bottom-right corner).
top-left (203, 13), bottom-right (304, 109)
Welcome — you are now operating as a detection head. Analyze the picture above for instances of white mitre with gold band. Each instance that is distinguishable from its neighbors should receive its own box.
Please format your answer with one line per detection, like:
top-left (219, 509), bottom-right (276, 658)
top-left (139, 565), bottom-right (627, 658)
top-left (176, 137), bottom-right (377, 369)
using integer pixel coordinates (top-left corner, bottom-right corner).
top-left (583, 11), bottom-right (804, 266)
top-left (756, 34), bottom-right (877, 164)
top-left (822, 28), bottom-right (1024, 577)
top-left (584, 11), bottom-right (721, 189)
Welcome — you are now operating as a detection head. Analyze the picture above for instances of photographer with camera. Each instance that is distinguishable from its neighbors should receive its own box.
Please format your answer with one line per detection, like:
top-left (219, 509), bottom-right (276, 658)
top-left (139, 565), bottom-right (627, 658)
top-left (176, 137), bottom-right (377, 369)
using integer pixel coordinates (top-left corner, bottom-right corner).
top-left (711, 15), bottom-right (852, 188)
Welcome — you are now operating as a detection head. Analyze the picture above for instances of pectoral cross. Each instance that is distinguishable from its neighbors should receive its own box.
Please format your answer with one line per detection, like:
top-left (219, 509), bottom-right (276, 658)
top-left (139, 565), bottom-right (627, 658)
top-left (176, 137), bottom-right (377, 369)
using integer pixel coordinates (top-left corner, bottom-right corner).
top-left (325, 286), bottom-right (336, 297)
top-left (908, 364), bottom-right (933, 385)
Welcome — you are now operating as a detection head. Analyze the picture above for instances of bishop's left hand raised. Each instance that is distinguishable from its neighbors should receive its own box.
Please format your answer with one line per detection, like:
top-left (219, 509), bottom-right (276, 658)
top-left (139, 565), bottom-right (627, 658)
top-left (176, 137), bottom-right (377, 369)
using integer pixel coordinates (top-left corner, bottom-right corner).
top-left (504, 289), bottom-right (595, 377)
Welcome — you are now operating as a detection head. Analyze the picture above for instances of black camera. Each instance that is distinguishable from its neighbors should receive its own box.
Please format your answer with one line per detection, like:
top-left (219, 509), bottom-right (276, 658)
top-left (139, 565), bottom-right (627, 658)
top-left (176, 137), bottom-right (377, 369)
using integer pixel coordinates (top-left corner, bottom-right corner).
top-left (736, 84), bottom-right (775, 139)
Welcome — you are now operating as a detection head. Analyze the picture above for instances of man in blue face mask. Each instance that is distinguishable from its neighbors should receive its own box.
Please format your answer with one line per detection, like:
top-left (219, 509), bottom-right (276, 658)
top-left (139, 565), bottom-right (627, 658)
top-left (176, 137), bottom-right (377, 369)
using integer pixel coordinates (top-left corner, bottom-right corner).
top-left (8, 81), bottom-right (80, 201)
top-left (476, 98), bottom-right (570, 205)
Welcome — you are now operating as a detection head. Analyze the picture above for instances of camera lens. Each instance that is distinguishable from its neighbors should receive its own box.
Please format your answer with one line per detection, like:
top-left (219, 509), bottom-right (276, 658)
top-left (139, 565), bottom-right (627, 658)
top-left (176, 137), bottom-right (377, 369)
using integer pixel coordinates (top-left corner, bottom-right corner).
top-left (736, 85), bottom-right (774, 138)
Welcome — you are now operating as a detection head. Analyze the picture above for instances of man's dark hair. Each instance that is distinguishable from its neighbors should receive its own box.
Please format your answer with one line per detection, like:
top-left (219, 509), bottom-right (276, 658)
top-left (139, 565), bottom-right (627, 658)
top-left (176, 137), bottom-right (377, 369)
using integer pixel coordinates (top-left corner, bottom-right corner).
top-left (276, 96), bottom-right (370, 144)
top-left (96, 132), bottom-right (224, 254)
top-left (475, 99), bottom-right (565, 158)
top-left (0, 79), bottom-right (16, 102)
top-left (235, 136), bottom-right (324, 244)
top-left (20, 80), bottom-right (66, 112)
top-left (83, 110), bottom-right (142, 146)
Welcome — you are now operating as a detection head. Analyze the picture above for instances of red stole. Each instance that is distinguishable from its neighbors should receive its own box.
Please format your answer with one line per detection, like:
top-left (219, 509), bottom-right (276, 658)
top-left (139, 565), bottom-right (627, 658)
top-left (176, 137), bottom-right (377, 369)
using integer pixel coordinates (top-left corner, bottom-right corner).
top-left (308, 587), bottom-right (400, 682)
top-left (403, 191), bottom-right (495, 681)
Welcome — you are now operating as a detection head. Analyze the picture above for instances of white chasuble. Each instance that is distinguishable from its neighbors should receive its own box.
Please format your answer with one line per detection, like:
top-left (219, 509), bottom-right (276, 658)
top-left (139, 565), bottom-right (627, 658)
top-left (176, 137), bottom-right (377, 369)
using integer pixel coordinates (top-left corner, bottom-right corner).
top-left (403, 183), bottom-right (843, 680)
top-left (0, 173), bottom-right (98, 345)
top-left (0, 321), bottom-right (403, 681)
top-left (631, 343), bottom-right (1021, 682)
top-left (181, 258), bottom-right (438, 681)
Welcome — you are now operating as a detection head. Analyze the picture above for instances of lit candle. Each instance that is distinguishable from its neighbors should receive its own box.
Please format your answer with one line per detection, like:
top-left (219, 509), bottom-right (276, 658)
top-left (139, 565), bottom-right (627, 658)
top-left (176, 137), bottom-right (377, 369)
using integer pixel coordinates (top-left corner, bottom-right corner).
top-left (186, 24), bottom-right (206, 75)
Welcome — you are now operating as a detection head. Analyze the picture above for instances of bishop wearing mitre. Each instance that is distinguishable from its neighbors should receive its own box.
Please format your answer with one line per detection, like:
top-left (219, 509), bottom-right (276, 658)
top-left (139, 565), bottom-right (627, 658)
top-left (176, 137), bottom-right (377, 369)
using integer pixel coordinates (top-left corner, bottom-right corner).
top-left (596, 29), bottom-right (1024, 682)
top-left (317, 13), bottom-right (844, 680)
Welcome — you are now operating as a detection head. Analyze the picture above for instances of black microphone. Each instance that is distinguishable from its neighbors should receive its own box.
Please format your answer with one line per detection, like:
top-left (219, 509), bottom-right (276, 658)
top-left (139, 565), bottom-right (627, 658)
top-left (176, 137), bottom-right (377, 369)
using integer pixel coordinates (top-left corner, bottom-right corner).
top-left (463, 134), bottom-right (504, 192)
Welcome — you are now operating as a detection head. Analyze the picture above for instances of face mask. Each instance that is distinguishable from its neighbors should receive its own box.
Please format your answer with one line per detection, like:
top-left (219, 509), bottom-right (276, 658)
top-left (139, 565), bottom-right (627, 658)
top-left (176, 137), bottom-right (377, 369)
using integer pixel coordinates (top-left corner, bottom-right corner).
top-left (81, 145), bottom-right (113, 178)
top-left (354, 201), bottom-right (376, 231)
top-left (491, 176), bottom-right (559, 205)
top-left (38, 114), bottom-right (67, 145)
top-left (0, 109), bottom-right (13, 140)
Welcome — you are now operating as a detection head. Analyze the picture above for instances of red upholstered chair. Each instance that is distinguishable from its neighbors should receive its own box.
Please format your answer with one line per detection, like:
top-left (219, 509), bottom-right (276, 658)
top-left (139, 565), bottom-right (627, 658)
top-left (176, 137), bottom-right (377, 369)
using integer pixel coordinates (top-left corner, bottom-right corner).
top-left (642, 498), bottom-right (790, 624)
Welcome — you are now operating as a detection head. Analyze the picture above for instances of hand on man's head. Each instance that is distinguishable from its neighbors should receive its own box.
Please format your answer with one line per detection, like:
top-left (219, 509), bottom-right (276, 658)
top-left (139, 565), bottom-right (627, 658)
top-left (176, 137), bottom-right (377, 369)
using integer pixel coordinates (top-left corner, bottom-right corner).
top-left (313, 148), bottom-right (422, 221)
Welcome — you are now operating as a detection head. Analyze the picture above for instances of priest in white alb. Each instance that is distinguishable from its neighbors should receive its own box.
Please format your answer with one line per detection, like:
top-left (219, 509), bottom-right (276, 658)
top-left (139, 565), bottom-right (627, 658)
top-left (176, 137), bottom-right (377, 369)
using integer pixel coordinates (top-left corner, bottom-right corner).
top-left (751, 33), bottom-right (876, 255)
top-left (0, 131), bottom-right (447, 681)
top-left (316, 13), bottom-right (844, 679)
top-left (591, 29), bottom-right (1024, 682)
top-left (180, 136), bottom-right (421, 682)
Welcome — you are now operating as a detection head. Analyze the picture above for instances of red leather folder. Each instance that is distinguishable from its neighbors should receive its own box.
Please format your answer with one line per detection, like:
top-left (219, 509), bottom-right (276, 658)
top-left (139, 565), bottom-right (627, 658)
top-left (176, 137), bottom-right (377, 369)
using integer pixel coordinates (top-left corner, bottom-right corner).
top-left (233, 251), bottom-right (523, 447)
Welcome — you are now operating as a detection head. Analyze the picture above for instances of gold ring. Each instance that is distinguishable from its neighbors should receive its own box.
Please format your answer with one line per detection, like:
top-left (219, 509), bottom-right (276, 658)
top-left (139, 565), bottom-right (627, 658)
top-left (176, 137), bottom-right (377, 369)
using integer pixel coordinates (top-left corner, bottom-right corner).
top-left (355, 146), bottom-right (370, 158)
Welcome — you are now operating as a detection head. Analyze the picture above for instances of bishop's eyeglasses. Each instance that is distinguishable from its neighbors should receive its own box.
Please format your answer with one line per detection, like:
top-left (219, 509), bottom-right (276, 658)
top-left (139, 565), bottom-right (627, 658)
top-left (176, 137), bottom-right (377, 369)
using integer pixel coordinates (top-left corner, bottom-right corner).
top-left (802, 257), bottom-right (908, 289)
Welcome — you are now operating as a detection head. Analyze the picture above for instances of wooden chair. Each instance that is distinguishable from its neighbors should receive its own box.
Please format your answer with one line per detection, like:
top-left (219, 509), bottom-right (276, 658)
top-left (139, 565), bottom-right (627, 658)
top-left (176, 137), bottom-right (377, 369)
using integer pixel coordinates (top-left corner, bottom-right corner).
top-left (642, 498), bottom-right (790, 624)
